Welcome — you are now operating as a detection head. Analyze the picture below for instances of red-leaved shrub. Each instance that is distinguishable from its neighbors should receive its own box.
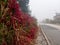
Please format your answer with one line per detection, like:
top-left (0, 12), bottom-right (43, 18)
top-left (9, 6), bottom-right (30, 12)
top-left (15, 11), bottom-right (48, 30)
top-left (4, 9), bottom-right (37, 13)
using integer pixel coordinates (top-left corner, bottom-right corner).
top-left (0, 0), bottom-right (38, 45)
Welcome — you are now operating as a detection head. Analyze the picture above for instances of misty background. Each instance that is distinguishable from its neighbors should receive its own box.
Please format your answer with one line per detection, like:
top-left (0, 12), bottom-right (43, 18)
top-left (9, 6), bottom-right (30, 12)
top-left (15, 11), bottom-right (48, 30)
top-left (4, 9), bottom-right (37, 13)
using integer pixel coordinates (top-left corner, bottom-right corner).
top-left (29, 0), bottom-right (60, 22)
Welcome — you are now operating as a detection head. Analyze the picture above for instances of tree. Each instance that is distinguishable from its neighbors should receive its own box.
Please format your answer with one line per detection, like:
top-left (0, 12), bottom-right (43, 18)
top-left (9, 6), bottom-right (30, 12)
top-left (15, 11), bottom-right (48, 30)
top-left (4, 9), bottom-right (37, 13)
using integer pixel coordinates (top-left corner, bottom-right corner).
top-left (17, 0), bottom-right (29, 13)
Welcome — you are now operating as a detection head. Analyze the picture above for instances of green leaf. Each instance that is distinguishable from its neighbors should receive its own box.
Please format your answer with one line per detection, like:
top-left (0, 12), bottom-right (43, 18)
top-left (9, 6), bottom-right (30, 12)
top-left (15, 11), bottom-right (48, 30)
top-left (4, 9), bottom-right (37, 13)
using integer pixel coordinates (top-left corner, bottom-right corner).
top-left (2, 0), bottom-right (7, 2)
top-left (0, 23), bottom-right (3, 29)
top-left (5, 32), bottom-right (13, 45)
top-left (0, 34), bottom-right (2, 45)
top-left (6, 15), bottom-right (10, 21)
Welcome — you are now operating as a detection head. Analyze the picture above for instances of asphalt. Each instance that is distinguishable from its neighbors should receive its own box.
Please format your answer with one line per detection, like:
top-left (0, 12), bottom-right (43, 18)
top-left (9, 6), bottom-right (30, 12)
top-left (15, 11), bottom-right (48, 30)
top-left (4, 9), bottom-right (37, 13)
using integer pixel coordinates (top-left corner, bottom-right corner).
top-left (40, 24), bottom-right (60, 45)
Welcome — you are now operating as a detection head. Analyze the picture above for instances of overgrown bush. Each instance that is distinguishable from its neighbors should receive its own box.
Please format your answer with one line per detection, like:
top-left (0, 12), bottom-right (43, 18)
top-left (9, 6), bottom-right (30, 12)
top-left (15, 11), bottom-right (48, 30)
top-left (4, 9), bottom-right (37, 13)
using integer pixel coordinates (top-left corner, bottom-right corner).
top-left (0, 0), bottom-right (38, 45)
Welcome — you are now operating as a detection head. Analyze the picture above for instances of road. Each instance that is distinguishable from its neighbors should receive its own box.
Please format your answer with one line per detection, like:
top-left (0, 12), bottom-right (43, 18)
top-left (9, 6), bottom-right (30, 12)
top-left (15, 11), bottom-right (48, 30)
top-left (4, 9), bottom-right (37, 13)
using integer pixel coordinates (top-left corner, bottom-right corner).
top-left (40, 24), bottom-right (60, 45)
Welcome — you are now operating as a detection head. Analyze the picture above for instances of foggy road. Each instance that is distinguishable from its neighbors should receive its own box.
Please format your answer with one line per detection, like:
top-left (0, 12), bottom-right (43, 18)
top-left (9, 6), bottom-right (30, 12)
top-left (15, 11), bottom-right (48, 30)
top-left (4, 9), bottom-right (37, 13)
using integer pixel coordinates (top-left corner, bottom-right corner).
top-left (40, 24), bottom-right (60, 45)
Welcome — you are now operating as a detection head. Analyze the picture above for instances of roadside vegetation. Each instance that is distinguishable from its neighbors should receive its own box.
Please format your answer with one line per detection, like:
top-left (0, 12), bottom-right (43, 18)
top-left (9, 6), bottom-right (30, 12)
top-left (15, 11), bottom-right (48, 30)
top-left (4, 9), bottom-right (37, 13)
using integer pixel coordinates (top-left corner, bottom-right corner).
top-left (0, 0), bottom-right (38, 45)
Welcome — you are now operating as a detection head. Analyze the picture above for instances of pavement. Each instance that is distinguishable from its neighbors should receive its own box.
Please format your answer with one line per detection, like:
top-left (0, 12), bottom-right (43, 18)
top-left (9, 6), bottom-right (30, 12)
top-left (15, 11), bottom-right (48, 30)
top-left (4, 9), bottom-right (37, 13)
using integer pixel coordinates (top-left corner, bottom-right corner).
top-left (35, 26), bottom-right (47, 45)
top-left (46, 24), bottom-right (60, 30)
top-left (40, 24), bottom-right (60, 45)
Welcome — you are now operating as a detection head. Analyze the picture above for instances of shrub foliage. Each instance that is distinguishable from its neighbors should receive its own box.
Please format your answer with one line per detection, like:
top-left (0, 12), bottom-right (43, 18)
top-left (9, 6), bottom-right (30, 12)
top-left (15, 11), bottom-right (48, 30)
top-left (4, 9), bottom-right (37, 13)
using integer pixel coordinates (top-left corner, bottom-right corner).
top-left (0, 0), bottom-right (38, 45)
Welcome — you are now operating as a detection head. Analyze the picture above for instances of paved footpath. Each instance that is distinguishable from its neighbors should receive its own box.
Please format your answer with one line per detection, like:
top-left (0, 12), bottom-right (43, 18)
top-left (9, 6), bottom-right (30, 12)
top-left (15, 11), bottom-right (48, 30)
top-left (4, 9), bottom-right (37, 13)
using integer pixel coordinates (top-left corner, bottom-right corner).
top-left (46, 24), bottom-right (60, 30)
top-left (35, 26), bottom-right (47, 45)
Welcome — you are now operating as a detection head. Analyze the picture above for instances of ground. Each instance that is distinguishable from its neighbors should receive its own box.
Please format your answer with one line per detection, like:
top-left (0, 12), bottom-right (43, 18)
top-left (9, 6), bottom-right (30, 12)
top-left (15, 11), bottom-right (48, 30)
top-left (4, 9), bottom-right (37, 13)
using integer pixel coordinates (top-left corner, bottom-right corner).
top-left (35, 26), bottom-right (47, 45)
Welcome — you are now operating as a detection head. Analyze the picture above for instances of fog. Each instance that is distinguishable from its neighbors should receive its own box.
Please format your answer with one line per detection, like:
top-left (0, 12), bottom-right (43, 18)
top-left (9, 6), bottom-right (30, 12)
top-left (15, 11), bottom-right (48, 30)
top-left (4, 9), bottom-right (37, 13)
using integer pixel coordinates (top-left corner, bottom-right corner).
top-left (29, 0), bottom-right (60, 22)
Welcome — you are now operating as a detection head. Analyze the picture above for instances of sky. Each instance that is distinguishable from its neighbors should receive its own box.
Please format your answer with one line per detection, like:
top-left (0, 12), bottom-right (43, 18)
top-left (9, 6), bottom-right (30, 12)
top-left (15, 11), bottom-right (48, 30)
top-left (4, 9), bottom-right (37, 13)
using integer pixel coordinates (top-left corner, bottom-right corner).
top-left (29, 0), bottom-right (60, 22)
